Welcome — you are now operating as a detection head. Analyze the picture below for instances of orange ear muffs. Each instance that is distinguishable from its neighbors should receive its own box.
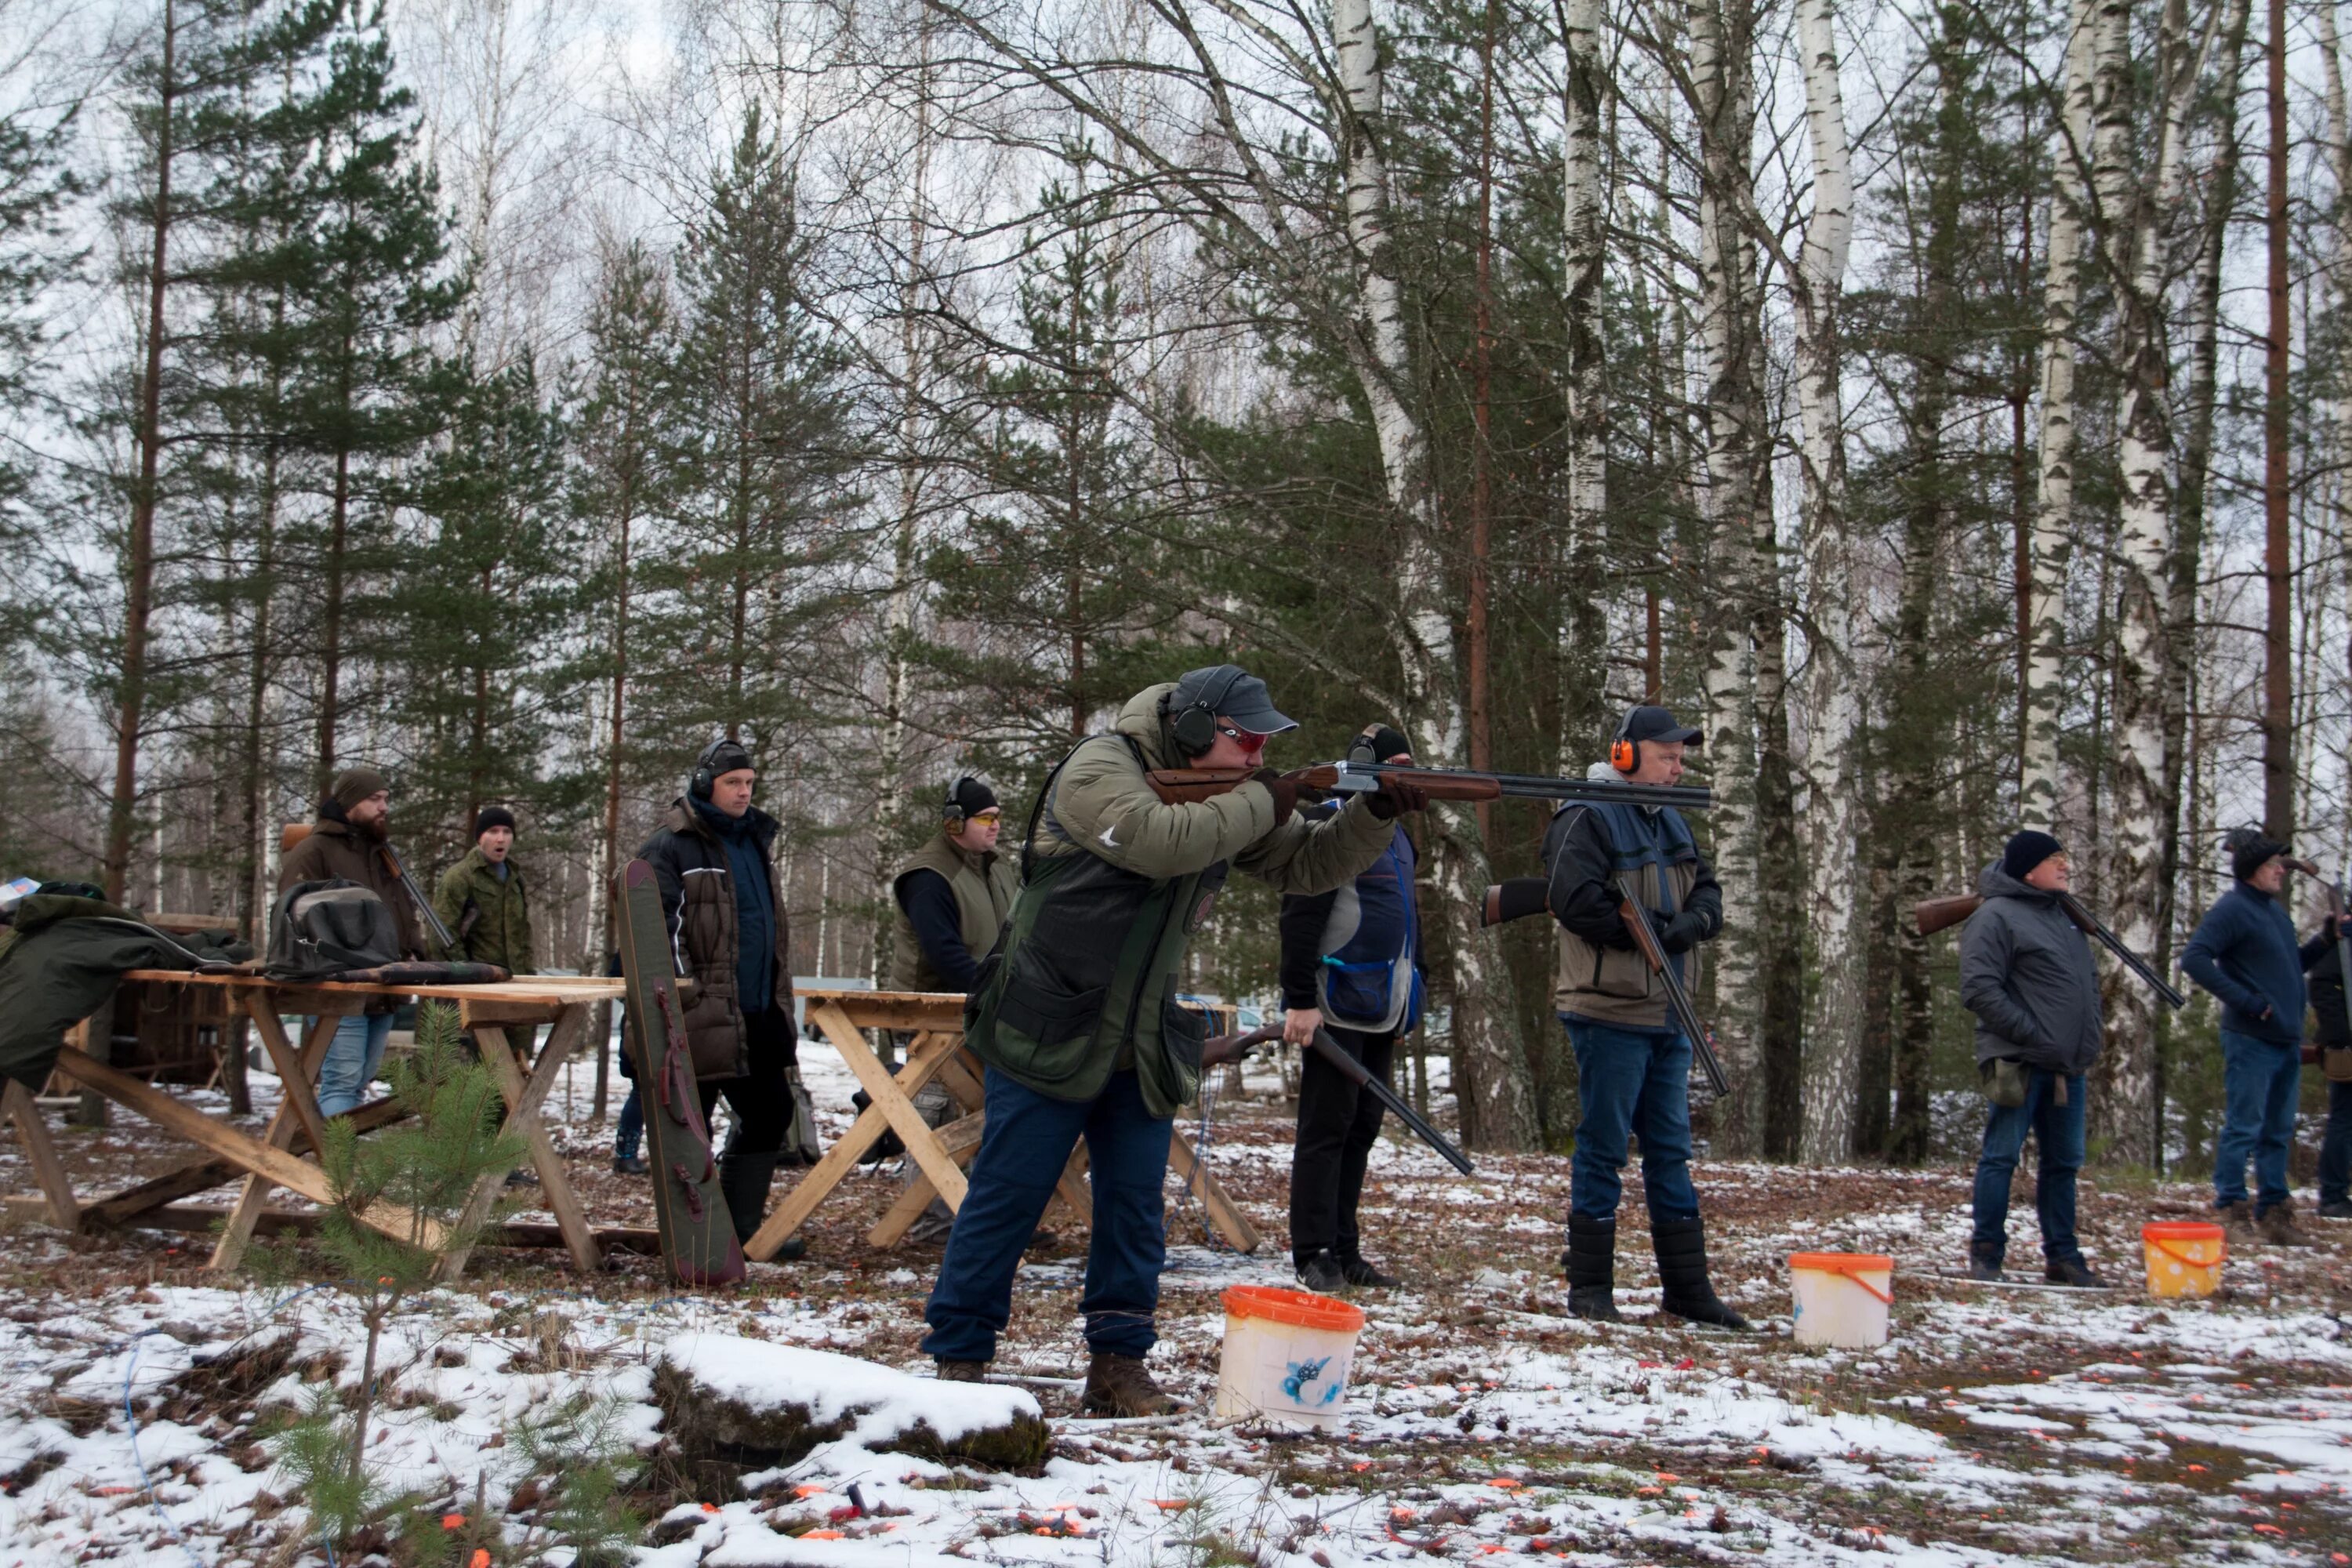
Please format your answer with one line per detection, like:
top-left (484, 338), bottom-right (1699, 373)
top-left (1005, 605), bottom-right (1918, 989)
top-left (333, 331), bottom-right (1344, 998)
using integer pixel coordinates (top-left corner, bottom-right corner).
top-left (1610, 733), bottom-right (1639, 774)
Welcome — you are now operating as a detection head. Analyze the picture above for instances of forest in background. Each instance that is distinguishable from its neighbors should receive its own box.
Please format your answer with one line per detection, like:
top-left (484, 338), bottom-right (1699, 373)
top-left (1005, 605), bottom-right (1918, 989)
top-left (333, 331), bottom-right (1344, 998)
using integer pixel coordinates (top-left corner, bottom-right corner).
top-left (0, 0), bottom-right (2343, 1167)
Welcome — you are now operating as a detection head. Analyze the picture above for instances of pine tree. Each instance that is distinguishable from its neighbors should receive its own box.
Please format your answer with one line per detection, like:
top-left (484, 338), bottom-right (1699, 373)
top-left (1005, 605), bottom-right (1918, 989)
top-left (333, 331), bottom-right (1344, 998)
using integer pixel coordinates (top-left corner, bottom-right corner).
top-left (392, 352), bottom-right (572, 844)
top-left (649, 103), bottom-right (863, 757)
top-left (281, 2), bottom-right (465, 786)
top-left (924, 182), bottom-right (1164, 751)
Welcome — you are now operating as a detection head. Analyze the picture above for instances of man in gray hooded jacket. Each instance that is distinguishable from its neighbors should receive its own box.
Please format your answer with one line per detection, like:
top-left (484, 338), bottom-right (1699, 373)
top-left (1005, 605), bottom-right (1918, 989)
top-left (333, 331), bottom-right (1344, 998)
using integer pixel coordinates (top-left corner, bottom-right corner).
top-left (1958, 829), bottom-right (2107, 1286)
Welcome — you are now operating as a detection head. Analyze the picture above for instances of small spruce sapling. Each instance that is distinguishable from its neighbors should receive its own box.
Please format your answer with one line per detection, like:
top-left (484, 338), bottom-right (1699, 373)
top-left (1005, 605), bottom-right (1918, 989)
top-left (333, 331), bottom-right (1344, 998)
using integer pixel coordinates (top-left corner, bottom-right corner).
top-left (508, 1389), bottom-right (647, 1567)
top-left (268, 1002), bottom-right (523, 1549)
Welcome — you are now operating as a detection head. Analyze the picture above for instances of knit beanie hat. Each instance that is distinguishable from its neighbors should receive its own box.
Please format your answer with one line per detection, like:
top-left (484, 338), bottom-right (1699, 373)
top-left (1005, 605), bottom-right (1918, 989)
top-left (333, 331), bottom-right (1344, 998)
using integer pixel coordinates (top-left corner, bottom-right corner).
top-left (474, 805), bottom-right (517, 839)
top-left (2001, 829), bottom-right (2063, 882)
top-left (2227, 826), bottom-right (2291, 883)
top-left (693, 739), bottom-right (756, 797)
top-left (330, 767), bottom-right (389, 810)
top-left (949, 778), bottom-right (1000, 818)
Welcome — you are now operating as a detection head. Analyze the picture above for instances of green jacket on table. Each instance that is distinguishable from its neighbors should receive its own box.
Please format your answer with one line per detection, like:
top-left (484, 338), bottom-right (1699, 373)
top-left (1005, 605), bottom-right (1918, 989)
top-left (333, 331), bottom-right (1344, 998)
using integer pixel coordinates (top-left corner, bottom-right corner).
top-left (430, 847), bottom-right (536, 973)
top-left (967, 681), bottom-right (1396, 1118)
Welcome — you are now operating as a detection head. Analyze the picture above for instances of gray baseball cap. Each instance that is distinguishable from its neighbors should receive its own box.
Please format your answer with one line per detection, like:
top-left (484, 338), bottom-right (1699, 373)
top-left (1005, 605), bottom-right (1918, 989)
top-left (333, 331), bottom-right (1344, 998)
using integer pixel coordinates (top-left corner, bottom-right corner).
top-left (1174, 664), bottom-right (1298, 735)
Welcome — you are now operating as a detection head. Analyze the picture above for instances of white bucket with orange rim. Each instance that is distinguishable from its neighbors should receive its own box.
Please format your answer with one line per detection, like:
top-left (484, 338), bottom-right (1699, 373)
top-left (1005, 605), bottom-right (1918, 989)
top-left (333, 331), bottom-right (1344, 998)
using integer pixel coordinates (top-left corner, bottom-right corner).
top-left (1214, 1285), bottom-right (1365, 1428)
top-left (1788, 1252), bottom-right (1894, 1348)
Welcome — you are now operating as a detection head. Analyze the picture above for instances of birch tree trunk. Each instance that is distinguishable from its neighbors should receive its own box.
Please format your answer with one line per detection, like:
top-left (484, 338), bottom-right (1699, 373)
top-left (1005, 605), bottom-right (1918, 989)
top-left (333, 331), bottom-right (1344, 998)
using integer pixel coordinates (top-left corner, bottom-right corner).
top-left (1689, 0), bottom-right (1772, 1156)
top-left (2099, 0), bottom-right (2202, 1166)
top-left (1790, 0), bottom-right (1859, 1163)
top-left (2021, 2), bottom-right (2097, 822)
top-left (1333, 0), bottom-right (1538, 1149)
top-left (874, 15), bottom-right (933, 987)
top-left (1557, 0), bottom-right (1608, 764)
top-left (2319, 1), bottom-right (2352, 856)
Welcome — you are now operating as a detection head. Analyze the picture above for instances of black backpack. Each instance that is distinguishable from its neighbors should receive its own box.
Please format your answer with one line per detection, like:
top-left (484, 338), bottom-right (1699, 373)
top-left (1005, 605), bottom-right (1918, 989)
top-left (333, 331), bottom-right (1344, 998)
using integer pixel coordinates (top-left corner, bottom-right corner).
top-left (267, 879), bottom-right (402, 982)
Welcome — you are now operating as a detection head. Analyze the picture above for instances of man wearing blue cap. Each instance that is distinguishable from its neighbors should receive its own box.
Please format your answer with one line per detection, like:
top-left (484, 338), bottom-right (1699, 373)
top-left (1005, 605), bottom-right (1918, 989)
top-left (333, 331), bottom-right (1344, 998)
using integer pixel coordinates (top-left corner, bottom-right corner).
top-left (923, 665), bottom-right (1426, 1414)
top-left (1958, 829), bottom-right (2107, 1285)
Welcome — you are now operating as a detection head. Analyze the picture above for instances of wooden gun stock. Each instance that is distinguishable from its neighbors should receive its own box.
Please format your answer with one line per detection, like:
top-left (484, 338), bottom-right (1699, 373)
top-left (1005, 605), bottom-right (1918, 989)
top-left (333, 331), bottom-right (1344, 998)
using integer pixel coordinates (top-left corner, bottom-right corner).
top-left (1482, 877), bottom-right (1550, 927)
top-left (1914, 894), bottom-right (1983, 937)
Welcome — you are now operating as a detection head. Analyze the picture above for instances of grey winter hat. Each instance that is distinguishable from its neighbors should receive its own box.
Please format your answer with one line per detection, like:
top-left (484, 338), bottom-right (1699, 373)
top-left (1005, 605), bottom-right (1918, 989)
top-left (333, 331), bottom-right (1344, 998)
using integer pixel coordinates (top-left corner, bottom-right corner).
top-left (330, 767), bottom-right (389, 810)
top-left (2226, 826), bottom-right (2291, 883)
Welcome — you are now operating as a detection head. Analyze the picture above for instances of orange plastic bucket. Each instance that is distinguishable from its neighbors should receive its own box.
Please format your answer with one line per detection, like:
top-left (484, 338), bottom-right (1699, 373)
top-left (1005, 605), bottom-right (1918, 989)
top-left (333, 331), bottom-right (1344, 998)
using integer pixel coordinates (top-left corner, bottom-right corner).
top-left (2142, 1221), bottom-right (2224, 1298)
top-left (1788, 1252), bottom-right (1894, 1347)
top-left (1214, 1287), bottom-right (1365, 1427)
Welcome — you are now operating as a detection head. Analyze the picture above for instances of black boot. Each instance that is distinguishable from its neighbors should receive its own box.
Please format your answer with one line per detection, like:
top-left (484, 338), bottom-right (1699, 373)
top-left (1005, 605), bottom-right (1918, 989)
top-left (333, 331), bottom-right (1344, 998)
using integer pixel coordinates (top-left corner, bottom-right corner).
top-left (1967, 1239), bottom-right (2005, 1283)
top-left (718, 1151), bottom-right (804, 1260)
top-left (1652, 1217), bottom-right (1751, 1331)
top-left (1296, 1250), bottom-right (1348, 1293)
top-left (1562, 1215), bottom-right (1623, 1323)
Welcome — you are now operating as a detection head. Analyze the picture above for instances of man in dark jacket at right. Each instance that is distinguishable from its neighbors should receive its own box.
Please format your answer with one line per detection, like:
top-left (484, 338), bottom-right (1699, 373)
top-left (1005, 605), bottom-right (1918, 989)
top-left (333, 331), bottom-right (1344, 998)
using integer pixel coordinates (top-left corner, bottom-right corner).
top-left (2180, 828), bottom-right (2315, 1247)
top-left (634, 738), bottom-right (812, 1258)
top-left (1957, 830), bottom-right (2106, 1286)
top-left (2299, 923), bottom-right (2352, 1218)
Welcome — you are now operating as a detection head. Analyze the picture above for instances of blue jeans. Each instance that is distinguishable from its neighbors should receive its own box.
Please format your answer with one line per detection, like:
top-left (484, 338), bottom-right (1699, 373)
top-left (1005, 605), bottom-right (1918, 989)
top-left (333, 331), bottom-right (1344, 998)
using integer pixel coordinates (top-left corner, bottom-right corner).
top-left (2215, 1029), bottom-right (2302, 1214)
top-left (1969, 1067), bottom-right (2086, 1265)
top-left (615, 1084), bottom-right (644, 1160)
top-left (2321, 1078), bottom-right (2352, 1207)
top-left (314, 1013), bottom-right (392, 1117)
top-left (923, 1067), bottom-right (1171, 1363)
top-left (1563, 1016), bottom-right (1698, 1222)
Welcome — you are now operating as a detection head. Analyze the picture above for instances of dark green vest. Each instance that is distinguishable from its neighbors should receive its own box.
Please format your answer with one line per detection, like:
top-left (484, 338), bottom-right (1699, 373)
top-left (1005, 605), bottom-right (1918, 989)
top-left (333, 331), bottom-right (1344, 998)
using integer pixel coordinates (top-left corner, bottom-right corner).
top-left (962, 739), bottom-right (1219, 1117)
top-left (888, 836), bottom-right (1016, 993)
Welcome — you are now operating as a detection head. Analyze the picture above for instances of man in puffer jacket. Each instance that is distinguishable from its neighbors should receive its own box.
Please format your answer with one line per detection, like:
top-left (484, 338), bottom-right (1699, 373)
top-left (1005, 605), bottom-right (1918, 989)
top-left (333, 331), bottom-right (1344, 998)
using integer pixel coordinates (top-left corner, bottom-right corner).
top-left (634, 737), bottom-right (813, 1259)
top-left (1958, 829), bottom-right (2107, 1286)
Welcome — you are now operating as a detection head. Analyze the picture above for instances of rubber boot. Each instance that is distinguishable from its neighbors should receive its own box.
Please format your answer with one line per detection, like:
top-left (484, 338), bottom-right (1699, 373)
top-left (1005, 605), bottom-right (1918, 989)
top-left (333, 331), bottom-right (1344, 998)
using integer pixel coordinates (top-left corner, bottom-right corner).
top-left (1563, 1214), bottom-right (1623, 1323)
top-left (718, 1151), bottom-right (805, 1260)
top-left (1652, 1216), bottom-right (1752, 1331)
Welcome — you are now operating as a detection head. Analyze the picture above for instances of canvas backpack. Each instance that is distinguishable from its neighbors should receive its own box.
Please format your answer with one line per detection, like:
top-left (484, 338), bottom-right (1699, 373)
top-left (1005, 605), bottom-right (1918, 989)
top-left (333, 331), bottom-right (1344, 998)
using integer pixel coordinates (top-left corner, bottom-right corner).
top-left (267, 879), bottom-right (402, 982)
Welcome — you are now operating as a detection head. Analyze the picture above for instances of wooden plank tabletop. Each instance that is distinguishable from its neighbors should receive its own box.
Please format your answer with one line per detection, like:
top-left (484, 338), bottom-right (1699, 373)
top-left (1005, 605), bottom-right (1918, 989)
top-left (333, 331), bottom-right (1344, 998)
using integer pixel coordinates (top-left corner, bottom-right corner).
top-left (118, 971), bottom-right (626, 1004)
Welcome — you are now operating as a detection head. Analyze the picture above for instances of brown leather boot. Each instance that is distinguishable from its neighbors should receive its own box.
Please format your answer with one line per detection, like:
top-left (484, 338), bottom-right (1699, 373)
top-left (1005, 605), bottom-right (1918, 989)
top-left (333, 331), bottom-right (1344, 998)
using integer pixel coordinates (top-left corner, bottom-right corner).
top-left (935, 1359), bottom-right (988, 1383)
top-left (2217, 1199), bottom-right (2259, 1247)
top-left (1082, 1352), bottom-right (1179, 1416)
top-left (2258, 1199), bottom-right (2316, 1248)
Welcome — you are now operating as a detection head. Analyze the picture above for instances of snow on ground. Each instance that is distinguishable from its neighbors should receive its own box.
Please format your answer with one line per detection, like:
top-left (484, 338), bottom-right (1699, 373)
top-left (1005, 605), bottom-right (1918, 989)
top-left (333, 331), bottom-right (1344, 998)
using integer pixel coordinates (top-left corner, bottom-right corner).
top-left (3, 1036), bottom-right (2350, 1566)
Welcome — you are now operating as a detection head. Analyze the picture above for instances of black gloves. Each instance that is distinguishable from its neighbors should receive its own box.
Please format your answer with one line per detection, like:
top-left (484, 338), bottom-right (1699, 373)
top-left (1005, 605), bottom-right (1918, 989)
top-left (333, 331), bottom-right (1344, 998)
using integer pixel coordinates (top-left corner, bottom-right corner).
top-left (1367, 774), bottom-right (1429, 819)
top-left (1660, 910), bottom-right (1708, 954)
top-left (1254, 768), bottom-right (1301, 828)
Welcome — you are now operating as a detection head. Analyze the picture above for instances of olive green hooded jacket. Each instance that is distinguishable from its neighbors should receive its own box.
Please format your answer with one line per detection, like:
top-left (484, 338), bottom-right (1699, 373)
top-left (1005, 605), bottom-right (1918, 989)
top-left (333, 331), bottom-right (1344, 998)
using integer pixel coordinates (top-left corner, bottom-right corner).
top-left (970, 682), bottom-right (1395, 1116)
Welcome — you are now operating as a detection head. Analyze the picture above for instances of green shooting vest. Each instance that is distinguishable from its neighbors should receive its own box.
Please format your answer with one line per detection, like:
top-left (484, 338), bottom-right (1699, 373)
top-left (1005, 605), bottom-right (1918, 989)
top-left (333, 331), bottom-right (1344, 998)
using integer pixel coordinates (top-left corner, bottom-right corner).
top-left (888, 835), bottom-right (1017, 993)
top-left (962, 738), bottom-right (1219, 1118)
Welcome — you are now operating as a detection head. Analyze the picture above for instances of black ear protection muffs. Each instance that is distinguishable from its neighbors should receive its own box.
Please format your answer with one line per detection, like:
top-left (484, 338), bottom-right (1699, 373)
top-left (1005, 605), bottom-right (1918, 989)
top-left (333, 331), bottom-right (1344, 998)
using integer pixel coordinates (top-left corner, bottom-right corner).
top-left (1346, 731), bottom-right (1378, 767)
top-left (942, 774), bottom-right (974, 829)
top-left (1167, 665), bottom-right (1247, 757)
top-left (1609, 710), bottom-right (1639, 775)
top-left (690, 739), bottom-right (731, 801)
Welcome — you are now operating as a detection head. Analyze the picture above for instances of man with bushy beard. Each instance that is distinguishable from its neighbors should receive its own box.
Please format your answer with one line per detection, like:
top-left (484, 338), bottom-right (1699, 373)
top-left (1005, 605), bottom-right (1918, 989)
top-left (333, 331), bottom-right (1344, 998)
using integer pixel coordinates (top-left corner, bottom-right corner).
top-left (279, 767), bottom-right (426, 1114)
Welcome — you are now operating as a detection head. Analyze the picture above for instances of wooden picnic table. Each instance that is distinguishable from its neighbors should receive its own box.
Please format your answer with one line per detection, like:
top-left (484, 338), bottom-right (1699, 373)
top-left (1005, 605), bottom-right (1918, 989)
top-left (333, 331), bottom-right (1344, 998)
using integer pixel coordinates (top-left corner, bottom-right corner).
top-left (746, 987), bottom-right (1262, 1261)
top-left (2, 971), bottom-right (623, 1276)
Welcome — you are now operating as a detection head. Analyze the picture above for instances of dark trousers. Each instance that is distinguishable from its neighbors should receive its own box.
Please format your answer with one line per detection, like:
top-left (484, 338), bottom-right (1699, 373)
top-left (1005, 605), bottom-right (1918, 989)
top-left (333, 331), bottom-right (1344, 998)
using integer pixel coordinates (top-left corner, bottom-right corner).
top-left (2318, 1077), bottom-right (2352, 1206)
top-left (1969, 1066), bottom-right (2087, 1265)
top-left (1563, 1016), bottom-right (1698, 1221)
top-left (1290, 1025), bottom-right (1396, 1261)
top-left (615, 1084), bottom-right (644, 1160)
top-left (2215, 1029), bottom-right (2300, 1214)
top-left (699, 1006), bottom-right (800, 1156)
top-left (922, 1067), bottom-right (1171, 1363)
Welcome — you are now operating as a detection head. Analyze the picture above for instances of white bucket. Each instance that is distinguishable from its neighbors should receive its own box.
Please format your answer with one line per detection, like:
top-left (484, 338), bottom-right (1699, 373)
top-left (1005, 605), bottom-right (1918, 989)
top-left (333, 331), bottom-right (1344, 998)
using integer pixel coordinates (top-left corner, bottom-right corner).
top-left (1214, 1285), bottom-right (1365, 1428)
top-left (1789, 1252), bottom-right (1893, 1348)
